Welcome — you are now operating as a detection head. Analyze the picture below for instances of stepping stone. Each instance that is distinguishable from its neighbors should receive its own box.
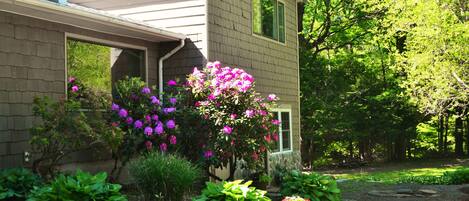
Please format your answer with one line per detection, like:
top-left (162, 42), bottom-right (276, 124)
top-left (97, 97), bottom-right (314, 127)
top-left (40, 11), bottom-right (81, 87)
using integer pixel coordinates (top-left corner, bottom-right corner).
top-left (396, 189), bottom-right (413, 194)
top-left (419, 189), bottom-right (438, 194)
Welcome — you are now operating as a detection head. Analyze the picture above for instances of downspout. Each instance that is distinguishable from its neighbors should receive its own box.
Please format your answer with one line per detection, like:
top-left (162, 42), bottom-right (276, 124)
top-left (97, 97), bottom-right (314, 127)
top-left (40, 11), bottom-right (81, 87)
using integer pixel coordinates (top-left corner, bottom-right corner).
top-left (158, 39), bottom-right (185, 100)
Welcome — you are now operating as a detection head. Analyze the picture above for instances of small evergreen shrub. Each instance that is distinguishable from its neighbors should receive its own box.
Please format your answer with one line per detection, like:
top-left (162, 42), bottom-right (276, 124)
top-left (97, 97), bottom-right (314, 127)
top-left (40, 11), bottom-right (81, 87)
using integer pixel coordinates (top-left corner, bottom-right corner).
top-left (281, 171), bottom-right (341, 201)
top-left (129, 152), bottom-right (201, 201)
top-left (27, 170), bottom-right (126, 201)
top-left (194, 180), bottom-right (271, 201)
top-left (0, 168), bottom-right (41, 200)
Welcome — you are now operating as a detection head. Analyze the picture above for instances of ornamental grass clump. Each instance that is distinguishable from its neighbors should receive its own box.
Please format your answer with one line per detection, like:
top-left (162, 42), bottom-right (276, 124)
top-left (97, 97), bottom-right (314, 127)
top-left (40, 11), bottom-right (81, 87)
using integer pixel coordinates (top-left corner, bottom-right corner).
top-left (186, 61), bottom-right (279, 180)
top-left (129, 151), bottom-right (201, 201)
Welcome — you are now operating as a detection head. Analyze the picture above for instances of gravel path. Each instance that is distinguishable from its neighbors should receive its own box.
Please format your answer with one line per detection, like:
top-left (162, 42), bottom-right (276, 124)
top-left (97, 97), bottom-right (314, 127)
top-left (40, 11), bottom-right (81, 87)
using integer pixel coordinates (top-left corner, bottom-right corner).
top-left (340, 182), bottom-right (469, 201)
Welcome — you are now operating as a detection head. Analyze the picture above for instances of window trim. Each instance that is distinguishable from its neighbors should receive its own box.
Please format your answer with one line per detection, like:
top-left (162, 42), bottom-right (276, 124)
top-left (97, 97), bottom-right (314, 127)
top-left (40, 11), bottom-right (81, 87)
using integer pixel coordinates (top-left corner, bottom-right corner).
top-left (64, 32), bottom-right (149, 97)
top-left (270, 108), bottom-right (293, 155)
top-left (251, 0), bottom-right (287, 45)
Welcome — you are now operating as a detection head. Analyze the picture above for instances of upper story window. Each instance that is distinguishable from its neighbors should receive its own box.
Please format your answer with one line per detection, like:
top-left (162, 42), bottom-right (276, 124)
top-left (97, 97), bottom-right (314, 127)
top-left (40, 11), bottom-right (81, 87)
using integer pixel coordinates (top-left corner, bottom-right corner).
top-left (272, 109), bottom-right (292, 154)
top-left (252, 0), bottom-right (286, 43)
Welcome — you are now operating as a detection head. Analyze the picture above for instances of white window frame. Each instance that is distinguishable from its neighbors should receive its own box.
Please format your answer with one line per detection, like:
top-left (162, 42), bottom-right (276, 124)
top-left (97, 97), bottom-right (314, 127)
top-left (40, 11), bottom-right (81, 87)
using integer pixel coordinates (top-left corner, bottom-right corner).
top-left (251, 0), bottom-right (287, 45)
top-left (64, 32), bottom-right (149, 97)
top-left (270, 108), bottom-right (293, 155)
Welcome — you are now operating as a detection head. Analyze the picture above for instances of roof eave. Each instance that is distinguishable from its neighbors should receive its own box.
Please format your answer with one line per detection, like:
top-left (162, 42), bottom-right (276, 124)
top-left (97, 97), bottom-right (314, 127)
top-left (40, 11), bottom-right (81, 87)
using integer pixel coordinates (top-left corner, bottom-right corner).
top-left (0, 0), bottom-right (186, 42)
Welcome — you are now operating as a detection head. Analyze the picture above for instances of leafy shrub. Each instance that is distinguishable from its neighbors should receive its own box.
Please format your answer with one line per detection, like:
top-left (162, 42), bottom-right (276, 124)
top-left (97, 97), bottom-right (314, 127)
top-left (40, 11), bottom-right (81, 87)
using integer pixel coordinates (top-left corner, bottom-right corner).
top-left (27, 170), bottom-right (126, 201)
top-left (0, 168), bottom-right (41, 200)
top-left (194, 180), bottom-right (271, 201)
top-left (444, 168), bottom-right (469, 184)
top-left (186, 61), bottom-right (279, 180)
top-left (109, 77), bottom-right (180, 179)
top-left (129, 152), bottom-right (201, 201)
top-left (281, 171), bottom-right (341, 201)
top-left (399, 168), bottom-right (469, 185)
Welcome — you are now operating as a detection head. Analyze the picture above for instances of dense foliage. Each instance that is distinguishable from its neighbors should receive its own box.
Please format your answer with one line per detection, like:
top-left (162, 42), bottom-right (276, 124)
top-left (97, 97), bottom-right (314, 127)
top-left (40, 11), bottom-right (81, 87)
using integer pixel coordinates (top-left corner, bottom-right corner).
top-left (280, 170), bottom-right (340, 201)
top-left (27, 170), bottom-right (126, 201)
top-left (128, 152), bottom-right (201, 201)
top-left (0, 168), bottom-right (41, 200)
top-left (194, 180), bottom-right (271, 201)
top-left (299, 0), bottom-right (468, 166)
top-left (400, 167), bottom-right (469, 185)
top-left (186, 62), bottom-right (279, 179)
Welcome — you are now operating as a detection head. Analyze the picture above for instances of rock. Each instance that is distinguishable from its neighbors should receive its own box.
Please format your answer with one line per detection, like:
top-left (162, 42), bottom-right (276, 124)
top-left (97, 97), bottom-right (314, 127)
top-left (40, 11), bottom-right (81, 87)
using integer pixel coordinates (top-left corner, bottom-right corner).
top-left (368, 190), bottom-right (387, 197)
top-left (419, 189), bottom-right (438, 194)
top-left (396, 188), bottom-right (413, 194)
top-left (392, 193), bottom-right (412, 198)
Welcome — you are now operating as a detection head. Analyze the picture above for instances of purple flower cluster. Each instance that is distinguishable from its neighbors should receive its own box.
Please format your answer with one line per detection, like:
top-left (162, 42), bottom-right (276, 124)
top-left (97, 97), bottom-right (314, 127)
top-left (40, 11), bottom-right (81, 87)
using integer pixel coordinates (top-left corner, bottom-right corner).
top-left (110, 83), bottom-right (179, 152)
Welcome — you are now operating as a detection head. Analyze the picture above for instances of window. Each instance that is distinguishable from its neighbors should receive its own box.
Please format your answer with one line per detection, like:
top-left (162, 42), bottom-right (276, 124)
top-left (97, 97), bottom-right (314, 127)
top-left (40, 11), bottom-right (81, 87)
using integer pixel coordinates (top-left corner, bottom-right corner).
top-left (66, 36), bottom-right (146, 101)
top-left (252, 0), bottom-right (286, 43)
top-left (272, 109), bottom-right (292, 153)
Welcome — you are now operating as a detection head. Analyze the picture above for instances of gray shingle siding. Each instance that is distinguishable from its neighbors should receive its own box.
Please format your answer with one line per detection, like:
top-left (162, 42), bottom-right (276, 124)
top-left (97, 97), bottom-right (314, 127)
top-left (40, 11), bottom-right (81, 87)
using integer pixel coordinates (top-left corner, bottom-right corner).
top-left (106, 0), bottom-right (207, 81)
top-left (206, 0), bottom-right (301, 151)
top-left (0, 11), bottom-right (160, 168)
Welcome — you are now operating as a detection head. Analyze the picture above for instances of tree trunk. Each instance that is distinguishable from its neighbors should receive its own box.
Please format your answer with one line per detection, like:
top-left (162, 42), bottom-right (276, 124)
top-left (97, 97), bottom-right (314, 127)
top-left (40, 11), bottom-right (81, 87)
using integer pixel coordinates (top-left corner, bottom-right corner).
top-left (455, 115), bottom-right (463, 156)
top-left (438, 115), bottom-right (444, 152)
top-left (444, 114), bottom-right (449, 154)
top-left (466, 117), bottom-right (469, 156)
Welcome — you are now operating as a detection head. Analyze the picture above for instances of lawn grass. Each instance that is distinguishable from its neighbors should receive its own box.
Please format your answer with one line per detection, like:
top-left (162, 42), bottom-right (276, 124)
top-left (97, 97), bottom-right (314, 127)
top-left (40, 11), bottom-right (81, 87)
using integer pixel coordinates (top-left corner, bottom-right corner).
top-left (325, 159), bottom-right (469, 184)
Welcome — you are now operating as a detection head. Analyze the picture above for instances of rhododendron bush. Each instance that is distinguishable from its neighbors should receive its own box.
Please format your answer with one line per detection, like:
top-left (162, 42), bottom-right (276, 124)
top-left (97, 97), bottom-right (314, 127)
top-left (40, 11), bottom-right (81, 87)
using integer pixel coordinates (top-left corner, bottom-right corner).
top-left (109, 77), bottom-right (179, 179)
top-left (186, 61), bottom-right (279, 180)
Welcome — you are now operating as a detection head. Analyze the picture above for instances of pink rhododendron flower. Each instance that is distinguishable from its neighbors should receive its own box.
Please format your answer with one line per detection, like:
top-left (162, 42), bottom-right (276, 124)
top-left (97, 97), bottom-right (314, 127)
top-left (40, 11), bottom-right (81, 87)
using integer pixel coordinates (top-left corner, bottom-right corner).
top-left (264, 135), bottom-right (271, 143)
top-left (169, 135), bottom-right (177, 145)
top-left (245, 109), bottom-right (255, 118)
top-left (272, 119), bottom-right (281, 125)
top-left (68, 77), bottom-right (75, 83)
top-left (144, 126), bottom-right (153, 136)
top-left (152, 114), bottom-right (159, 121)
top-left (71, 85), bottom-right (79, 92)
top-left (118, 109), bottom-right (128, 118)
top-left (145, 141), bottom-right (153, 150)
top-left (134, 120), bottom-right (143, 129)
top-left (223, 126), bottom-right (233, 135)
top-left (169, 97), bottom-right (177, 105)
top-left (163, 107), bottom-right (176, 114)
top-left (166, 120), bottom-right (176, 129)
top-left (111, 103), bottom-right (119, 111)
top-left (273, 133), bottom-right (279, 141)
top-left (213, 61), bottom-right (221, 68)
top-left (252, 152), bottom-right (259, 161)
top-left (230, 114), bottom-right (237, 119)
top-left (150, 96), bottom-right (160, 105)
top-left (207, 94), bottom-right (216, 101)
top-left (145, 115), bottom-right (151, 123)
top-left (141, 87), bottom-right (151, 94)
top-left (160, 143), bottom-right (167, 152)
top-left (167, 80), bottom-right (177, 86)
top-left (258, 110), bottom-right (268, 116)
top-left (155, 122), bottom-right (164, 135)
top-left (204, 150), bottom-right (213, 159)
top-left (267, 94), bottom-right (277, 101)
top-left (126, 117), bottom-right (134, 125)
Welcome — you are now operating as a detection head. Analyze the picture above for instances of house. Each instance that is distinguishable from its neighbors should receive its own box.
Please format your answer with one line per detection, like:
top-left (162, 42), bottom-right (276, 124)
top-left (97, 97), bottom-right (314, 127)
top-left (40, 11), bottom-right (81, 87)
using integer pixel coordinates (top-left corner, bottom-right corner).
top-left (0, 0), bottom-right (301, 176)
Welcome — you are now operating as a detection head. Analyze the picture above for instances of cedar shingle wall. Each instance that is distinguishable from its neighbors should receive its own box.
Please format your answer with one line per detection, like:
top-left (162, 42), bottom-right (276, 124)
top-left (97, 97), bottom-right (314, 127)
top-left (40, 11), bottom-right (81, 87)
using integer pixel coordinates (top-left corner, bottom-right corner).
top-left (0, 11), bottom-right (159, 168)
top-left (207, 0), bottom-right (301, 151)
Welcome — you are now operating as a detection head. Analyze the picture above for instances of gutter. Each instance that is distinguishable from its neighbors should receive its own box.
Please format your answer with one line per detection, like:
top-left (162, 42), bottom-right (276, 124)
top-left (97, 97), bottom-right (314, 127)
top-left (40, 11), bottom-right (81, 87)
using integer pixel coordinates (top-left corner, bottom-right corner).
top-left (158, 39), bottom-right (186, 100)
top-left (0, 0), bottom-right (186, 41)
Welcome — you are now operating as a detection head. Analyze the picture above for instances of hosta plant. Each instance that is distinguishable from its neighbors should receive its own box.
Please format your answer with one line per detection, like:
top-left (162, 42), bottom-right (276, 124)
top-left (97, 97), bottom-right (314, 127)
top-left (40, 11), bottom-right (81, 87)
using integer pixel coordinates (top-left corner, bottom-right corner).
top-left (0, 168), bottom-right (42, 200)
top-left (282, 196), bottom-right (310, 201)
top-left (194, 180), bottom-right (271, 201)
top-left (27, 170), bottom-right (126, 201)
top-left (281, 171), bottom-right (341, 201)
top-left (186, 61), bottom-right (279, 180)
